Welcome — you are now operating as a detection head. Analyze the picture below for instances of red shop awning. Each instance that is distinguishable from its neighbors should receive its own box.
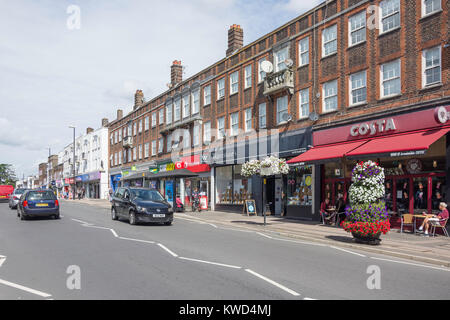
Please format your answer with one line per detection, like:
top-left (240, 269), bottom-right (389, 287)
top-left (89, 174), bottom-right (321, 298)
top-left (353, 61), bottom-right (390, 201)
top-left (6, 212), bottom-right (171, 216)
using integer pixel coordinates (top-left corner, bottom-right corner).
top-left (287, 140), bottom-right (367, 164)
top-left (346, 128), bottom-right (450, 158)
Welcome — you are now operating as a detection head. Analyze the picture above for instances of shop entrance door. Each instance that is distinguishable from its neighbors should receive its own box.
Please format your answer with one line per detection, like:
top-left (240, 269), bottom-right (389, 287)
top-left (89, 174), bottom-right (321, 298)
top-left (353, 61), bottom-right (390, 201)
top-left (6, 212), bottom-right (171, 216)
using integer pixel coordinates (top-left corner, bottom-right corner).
top-left (274, 178), bottom-right (282, 216)
top-left (266, 178), bottom-right (275, 215)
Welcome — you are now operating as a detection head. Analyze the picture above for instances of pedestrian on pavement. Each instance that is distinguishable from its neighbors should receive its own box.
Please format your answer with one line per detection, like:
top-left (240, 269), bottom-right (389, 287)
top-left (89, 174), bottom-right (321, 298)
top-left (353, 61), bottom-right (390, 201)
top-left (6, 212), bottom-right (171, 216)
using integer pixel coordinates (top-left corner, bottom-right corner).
top-left (418, 202), bottom-right (449, 237)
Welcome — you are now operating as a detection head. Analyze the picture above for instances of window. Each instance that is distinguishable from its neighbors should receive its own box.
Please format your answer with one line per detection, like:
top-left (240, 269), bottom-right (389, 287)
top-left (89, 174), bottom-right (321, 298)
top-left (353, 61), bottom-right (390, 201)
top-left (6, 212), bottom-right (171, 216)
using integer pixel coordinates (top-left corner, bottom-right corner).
top-left (381, 59), bottom-right (401, 97)
top-left (299, 88), bottom-right (310, 119)
top-left (128, 149), bottom-right (131, 162)
top-left (114, 153), bottom-right (118, 166)
top-left (259, 103), bottom-right (266, 128)
top-left (350, 71), bottom-right (367, 105)
top-left (322, 24), bottom-right (337, 57)
top-left (380, 0), bottom-right (400, 34)
top-left (349, 11), bottom-right (366, 46)
top-left (118, 130), bottom-right (122, 142)
top-left (422, 0), bottom-right (441, 16)
top-left (204, 85), bottom-right (211, 106)
top-left (216, 165), bottom-right (253, 205)
top-left (138, 144), bottom-right (142, 160)
top-left (144, 143), bottom-right (149, 158)
top-left (182, 94), bottom-right (190, 118)
top-left (127, 123), bottom-right (132, 136)
top-left (276, 96), bottom-right (288, 125)
top-left (217, 116), bottom-right (225, 140)
top-left (230, 112), bottom-right (239, 136)
top-left (133, 123), bottom-right (137, 136)
top-left (115, 131), bottom-right (118, 144)
top-left (230, 71), bottom-right (239, 95)
top-left (174, 99), bottom-right (181, 122)
top-left (110, 133), bottom-right (113, 145)
top-left (158, 137), bottom-right (164, 153)
top-left (203, 121), bottom-right (211, 144)
top-left (139, 120), bottom-right (142, 133)
top-left (244, 108), bottom-right (252, 132)
top-left (167, 134), bottom-right (172, 152)
top-left (299, 37), bottom-right (309, 66)
top-left (118, 150), bottom-right (122, 165)
top-left (192, 89), bottom-right (200, 114)
top-left (158, 109), bottom-right (164, 126)
top-left (217, 78), bottom-right (225, 100)
top-left (133, 147), bottom-right (137, 161)
top-left (244, 65), bottom-right (252, 89)
top-left (144, 116), bottom-right (149, 131)
top-left (258, 58), bottom-right (267, 83)
top-left (166, 104), bottom-right (172, 124)
top-left (151, 140), bottom-right (156, 156)
top-left (193, 124), bottom-right (200, 146)
top-left (323, 80), bottom-right (338, 112)
top-left (422, 46), bottom-right (441, 87)
top-left (274, 47), bottom-right (289, 72)
top-left (182, 130), bottom-right (190, 148)
top-left (151, 113), bottom-right (156, 127)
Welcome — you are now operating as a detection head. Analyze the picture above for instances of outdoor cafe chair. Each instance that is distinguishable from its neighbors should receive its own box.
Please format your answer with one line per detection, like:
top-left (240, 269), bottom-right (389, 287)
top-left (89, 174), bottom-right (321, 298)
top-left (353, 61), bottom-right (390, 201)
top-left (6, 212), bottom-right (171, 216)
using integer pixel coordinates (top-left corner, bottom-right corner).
top-left (401, 214), bottom-right (415, 234)
top-left (430, 218), bottom-right (449, 237)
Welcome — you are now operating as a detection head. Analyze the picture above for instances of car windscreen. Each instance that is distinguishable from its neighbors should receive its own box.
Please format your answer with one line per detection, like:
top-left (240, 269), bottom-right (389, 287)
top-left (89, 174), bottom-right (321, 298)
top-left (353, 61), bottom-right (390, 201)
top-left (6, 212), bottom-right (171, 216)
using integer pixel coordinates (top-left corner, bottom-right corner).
top-left (131, 189), bottom-right (165, 201)
top-left (14, 189), bottom-right (27, 195)
top-left (27, 191), bottom-right (56, 201)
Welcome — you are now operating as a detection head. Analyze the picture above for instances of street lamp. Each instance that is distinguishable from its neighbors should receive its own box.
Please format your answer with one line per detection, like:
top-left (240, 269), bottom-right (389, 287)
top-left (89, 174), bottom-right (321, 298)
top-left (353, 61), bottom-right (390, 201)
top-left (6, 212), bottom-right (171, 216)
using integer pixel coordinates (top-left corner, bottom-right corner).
top-left (69, 125), bottom-right (76, 200)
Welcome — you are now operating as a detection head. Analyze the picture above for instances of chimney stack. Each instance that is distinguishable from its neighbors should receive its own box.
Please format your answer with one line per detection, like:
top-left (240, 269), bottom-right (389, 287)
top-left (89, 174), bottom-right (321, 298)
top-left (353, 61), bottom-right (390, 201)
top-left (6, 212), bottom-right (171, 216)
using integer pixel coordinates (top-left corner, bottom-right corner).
top-left (101, 118), bottom-right (109, 127)
top-left (226, 24), bottom-right (243, 56)
top-left (170, 60), bottom-right (183, 87)
top-left (117, 109), bottom-right (123, 120)
top-left (134, 90), bottom-right (144, 110)
top-left (86, 127), bottom-right (94, 134)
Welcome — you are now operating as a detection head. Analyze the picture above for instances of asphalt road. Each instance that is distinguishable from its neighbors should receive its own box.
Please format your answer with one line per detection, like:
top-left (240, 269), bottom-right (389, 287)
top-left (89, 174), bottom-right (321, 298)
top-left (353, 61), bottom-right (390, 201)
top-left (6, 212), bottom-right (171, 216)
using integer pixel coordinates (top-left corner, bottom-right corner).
top-left (0, 200), bottom-right (449, 300)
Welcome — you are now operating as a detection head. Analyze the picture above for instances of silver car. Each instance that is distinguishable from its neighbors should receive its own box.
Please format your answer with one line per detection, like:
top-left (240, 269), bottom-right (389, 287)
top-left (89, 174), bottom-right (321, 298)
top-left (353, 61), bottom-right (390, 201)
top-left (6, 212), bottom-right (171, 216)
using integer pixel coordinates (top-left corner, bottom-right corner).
top-left (9, 188), bottom-right (28, 209)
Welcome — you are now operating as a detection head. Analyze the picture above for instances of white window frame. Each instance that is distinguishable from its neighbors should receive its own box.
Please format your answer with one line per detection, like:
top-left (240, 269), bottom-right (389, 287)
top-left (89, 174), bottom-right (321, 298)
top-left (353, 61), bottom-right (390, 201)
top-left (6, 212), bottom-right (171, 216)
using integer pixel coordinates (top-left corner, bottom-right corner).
top-left (167, 134), bottom-right (172, 152)
top-left (422, 0), bottom-right (441, 17)
top-left (118, 130), bottom-right (122, 142)
top-left (144, 116), bottom-right (149, 131)
top-left (422, 46), bottom-right (441, 87)
top-left (158, 137), bottom-right (164, 153)
top-left (182, 94), bottom-right (190, 119)
top-left (217, 78), bottom-right (225, 100)
top-left (204, 85), bottom-right (211, 106)
top-left (298, 37), bottom-right (309, 66)
top-left (144, 143), bottom-right (149, 158)
top-left (151, 140), bottom-right (156, 156)
top-left (193, 124), bottom-right (200, 146)
top-left (230, 112), bottom-right (239, 136)
top-left (244, 108), bottom-right (252, 132)
top-left (379, 0), bottom-right (400, 34)
top-left (138, 144), bottom-right (142, 160)
top-left (217, 116), bottom-right (225, 140)
top-left (159, 109), bottom-right (164, 126)
top-left (133, 123), bottom-right (137, 136)
top-left (166, 104), bottom-right (172, 125)
top-left (348, 11), bottom-right (366, 47)
top-left (259, 103), bottom-right (266, 128)
top-left (133, 147), bottom-right (137, 161)
top-left (192, 89), bottom-right (200, 114)
top-left (322, 80), bottom-right (338, 113)
top-left (258, 58), bottom-right (267, 83)
top-left (276, 96), bottom-right (288, 125)
top-left (274, 46), bottom-right (289, 72)
top-left (380, 59), bottom-right (401, 98)
top-left (118, 150), bottom-right (122, 165)
top-left (151, 113), bottom-right (156, 128)
top-left (230, 71), bottom-right (239, 95)
top-left (174, 99), bottom-right (181, 122)
top-left (203, 121), bottom-right (211, 144)
top-left (138, 119), bottom-right (142, 133)
top-left (322, 24), bottom-right (337, 57)
top-left (244, 65), bottom-right (252, 89)
top-left (349, 71), bottom-right (367, 106)
top-left (299, 88), bottom-right (310, 119)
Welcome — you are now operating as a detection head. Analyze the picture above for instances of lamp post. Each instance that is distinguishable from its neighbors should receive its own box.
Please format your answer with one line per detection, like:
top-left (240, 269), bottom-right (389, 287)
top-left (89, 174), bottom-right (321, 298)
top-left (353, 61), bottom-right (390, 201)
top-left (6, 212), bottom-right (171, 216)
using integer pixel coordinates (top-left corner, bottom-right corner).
top-left (69, 125), bottom-right (76, 200)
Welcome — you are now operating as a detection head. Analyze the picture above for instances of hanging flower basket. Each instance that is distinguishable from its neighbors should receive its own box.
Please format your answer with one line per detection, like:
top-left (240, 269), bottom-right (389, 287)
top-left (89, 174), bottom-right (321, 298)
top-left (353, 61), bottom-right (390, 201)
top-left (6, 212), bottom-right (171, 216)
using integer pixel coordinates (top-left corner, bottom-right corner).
top-left (241, 156), bottom-right (289, 177)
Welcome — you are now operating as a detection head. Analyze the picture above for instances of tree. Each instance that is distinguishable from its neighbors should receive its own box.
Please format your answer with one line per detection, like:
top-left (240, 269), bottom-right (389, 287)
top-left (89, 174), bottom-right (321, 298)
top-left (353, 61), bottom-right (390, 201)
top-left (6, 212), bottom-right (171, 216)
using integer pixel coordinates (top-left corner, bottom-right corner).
top-left (0, 164), bottom-right (17, 185)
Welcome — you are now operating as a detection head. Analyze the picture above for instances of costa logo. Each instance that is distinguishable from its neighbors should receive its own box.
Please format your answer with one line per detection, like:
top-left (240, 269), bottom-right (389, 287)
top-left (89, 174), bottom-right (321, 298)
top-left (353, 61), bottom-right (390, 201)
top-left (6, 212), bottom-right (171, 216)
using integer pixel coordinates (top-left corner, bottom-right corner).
top-left (434, 106), bottom-right (450, 124)
top-left (350, 118), bottom-right (396, 137)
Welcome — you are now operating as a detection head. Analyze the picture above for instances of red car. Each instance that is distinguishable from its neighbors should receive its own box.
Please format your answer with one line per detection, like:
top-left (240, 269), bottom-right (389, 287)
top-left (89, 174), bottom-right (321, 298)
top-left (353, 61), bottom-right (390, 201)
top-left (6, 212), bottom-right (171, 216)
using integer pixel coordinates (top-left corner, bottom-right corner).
top-left (0, 185), bottom-right (14, 203)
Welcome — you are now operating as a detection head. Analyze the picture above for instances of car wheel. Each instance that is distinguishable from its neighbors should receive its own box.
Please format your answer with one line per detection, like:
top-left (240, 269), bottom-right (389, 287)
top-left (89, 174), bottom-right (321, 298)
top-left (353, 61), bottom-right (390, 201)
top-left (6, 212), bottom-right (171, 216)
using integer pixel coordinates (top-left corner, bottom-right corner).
top-left (129, 211), bottom-right (137, 225)
top-left (164, 221), bottom-right (172, 226)
top-left (20, 213), bottom-right (27, 221)
top-left (111, 207), bottom-right (118, 220)
top-left (54, 214), bottom-right (60, 219)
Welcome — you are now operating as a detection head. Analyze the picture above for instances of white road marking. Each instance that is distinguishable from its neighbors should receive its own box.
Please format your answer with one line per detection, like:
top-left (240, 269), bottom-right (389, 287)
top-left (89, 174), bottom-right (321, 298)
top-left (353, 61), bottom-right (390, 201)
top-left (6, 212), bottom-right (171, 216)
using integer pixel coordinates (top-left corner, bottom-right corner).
top-left (110, 229), bottom-right (118, 238)
top-left (370, 257), bottom-right (450, 272)
top-left (330, 246), bottom-right (366, 257)
top-left (245, 269), bottom-right (300, 297)
top-left (0, 255), bottom-right (6, 268)
top-left (256, 232), bottom-right (273, 239)
top-left (157, 243), bottom-right (178, 257)
top-left (118, 237), bottom-right (155, 244)
top-left (303, 297), bottom-right (317, 300)
top-left (269, 237), bottom-right (327, 247)
top-left (0, 278), bottom-right (52, 298)
top-left (179, 257), bottom-right (242, 269)
top-left (71, 218), bottom-right (92, 225)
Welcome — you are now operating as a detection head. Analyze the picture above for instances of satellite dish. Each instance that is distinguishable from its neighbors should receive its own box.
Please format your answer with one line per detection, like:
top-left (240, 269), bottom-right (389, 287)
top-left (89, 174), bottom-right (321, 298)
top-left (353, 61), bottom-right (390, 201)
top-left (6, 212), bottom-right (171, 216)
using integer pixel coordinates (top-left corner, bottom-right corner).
top-left (260, 61), bottom-right (274, 73)
top-left (309, 112), bottom-right (319, 122)
top-left (284, 58), bottom-right (294, 68)
top-left (282, 113), bottom-right (292, 122)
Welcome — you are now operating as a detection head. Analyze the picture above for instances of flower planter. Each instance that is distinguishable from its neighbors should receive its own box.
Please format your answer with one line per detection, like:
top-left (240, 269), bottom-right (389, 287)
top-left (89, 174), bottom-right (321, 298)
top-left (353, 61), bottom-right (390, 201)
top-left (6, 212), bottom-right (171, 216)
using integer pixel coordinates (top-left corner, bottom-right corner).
top-left (351, 232), bottom-right (382, 245)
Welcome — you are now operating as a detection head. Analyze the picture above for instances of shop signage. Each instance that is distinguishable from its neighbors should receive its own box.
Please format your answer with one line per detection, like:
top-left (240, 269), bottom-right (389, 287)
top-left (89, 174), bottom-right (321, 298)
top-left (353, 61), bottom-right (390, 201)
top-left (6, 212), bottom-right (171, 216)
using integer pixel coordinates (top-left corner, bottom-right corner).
top-left (350, 118), bottom-right (396, 137)
top-left (149, 167), bottom-right (159, 174)
top-left (435, 106), bottom-right (450, 124)
top-left (389, 150), bottom-right (426, 157)
top-left (406, 159), bottom-right (423, 174)
top-left (131, 165), bottom-right (137, 171)
top-left (159, 163), bottom-right (175, 172)
top-left (88, 171), bottom-right (101, 181)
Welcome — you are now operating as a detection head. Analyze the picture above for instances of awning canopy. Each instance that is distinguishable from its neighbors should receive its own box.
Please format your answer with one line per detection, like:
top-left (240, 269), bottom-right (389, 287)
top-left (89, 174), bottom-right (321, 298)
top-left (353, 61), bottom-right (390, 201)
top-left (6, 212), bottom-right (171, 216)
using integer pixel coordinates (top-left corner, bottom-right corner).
top-left (147, 168), bottom-right (199, 179)
top-left (287, 140), bottom-right (367, 164)
top-left (121, 172), bottom-right (146, 181)
top-left (346, 128), bottom-right (450, 158)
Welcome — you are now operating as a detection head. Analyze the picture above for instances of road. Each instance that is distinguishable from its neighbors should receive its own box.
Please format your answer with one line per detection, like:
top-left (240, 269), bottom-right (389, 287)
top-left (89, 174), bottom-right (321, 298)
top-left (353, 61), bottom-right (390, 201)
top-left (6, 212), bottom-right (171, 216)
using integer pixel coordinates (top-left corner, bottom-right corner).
top-left (0, 200), bottom-right (449, 300)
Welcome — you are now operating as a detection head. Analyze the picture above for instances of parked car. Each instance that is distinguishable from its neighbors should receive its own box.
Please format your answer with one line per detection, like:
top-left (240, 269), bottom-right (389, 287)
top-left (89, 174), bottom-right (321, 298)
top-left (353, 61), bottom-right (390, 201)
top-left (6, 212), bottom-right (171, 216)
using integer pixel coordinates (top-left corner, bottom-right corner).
top-left (0, 185), bottom-right (14, 203)
top-left (17, 190), bottom-right (60, 220)
top-left (9, 188), bottom-right (28, 209)
top-left (111, 187), bottom-right (173, 225)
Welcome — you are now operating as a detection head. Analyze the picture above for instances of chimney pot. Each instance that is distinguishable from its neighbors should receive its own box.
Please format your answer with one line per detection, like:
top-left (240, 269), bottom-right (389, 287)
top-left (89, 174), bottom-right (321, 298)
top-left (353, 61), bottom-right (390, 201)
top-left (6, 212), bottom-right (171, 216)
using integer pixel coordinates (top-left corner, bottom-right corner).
top-left (170, 60), bottom-right (183, 87)
top-left (117, 109), bottom-right (123, 120)
top-left (102, 118), bottom-right (109, 127)
top-left (134, 90), bottom-right (144, 110)
top-left (226, 24), bottom-right (243, 56)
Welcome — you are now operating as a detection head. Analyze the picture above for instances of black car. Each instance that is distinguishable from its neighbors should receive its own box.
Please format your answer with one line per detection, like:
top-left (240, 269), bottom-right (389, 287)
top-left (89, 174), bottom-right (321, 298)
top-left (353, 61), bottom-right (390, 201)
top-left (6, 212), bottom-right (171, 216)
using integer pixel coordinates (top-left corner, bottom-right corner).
top-left (17, 190), bottom-right (60, 220)
top-left (111, 187), bottom-right (173, 225)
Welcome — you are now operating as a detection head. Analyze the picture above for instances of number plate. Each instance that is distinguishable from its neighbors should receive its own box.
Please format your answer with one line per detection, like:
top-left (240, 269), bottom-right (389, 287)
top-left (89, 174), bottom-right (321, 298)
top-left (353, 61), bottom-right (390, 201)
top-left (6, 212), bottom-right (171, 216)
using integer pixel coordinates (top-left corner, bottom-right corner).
top-left (36, 203), bottom-right (49, 207)
top-left (153, 214), bottom-right (165, 218)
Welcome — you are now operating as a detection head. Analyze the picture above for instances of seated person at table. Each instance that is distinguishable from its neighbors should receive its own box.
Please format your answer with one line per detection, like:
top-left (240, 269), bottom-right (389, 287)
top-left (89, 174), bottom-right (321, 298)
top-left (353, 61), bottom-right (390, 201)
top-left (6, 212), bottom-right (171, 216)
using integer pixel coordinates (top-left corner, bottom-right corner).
top-left (320, 198), bottom-right (336, 224)
top-left (418, 202), bottom-right (449, 237)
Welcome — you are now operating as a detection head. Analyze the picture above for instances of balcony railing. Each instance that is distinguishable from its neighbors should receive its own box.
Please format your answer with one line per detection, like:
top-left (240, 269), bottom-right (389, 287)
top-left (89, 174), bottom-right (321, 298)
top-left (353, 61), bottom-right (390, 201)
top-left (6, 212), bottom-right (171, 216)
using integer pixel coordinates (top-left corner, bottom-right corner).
top-left (123, 136), bottom-right (133, 148)
top-left (263, 68), bottom-right (294, 96)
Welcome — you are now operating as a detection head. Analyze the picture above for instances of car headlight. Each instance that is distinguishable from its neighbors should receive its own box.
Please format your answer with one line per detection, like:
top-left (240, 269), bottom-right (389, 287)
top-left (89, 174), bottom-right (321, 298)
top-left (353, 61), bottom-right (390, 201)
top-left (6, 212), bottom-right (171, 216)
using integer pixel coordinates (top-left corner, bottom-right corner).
top-left (168, 207), bottom-right (173, 213)
top-left (136, 206), bottom-right (147, 213)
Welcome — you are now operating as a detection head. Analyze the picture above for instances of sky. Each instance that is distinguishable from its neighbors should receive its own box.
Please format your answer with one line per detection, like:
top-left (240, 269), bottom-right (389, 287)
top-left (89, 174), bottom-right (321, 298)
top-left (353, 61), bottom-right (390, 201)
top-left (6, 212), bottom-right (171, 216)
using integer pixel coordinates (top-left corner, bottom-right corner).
top-left (0, 0), bottom-right (322, 178)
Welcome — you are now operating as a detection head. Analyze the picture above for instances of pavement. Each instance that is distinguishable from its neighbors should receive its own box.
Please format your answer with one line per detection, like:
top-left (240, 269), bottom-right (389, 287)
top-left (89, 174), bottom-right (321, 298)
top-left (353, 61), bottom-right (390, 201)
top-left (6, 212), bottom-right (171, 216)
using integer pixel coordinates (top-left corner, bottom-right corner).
top-left (1, 200), bottom-right (449, 299)
top-left (67, 198), bottom-right (450, 268)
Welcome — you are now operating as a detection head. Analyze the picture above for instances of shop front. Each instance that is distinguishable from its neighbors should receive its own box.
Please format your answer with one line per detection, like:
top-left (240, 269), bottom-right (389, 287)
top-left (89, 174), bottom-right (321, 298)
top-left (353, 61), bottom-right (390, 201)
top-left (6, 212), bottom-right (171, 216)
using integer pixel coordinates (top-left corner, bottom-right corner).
top-left (288, 105), bottom-right (450, 219)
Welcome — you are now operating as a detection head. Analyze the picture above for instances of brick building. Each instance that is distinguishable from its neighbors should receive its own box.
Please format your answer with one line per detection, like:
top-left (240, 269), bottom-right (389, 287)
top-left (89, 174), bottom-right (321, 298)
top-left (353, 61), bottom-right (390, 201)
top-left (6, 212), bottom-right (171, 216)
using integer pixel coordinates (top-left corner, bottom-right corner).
top-left (38, 162), bottom-right (47, 188)
top-left (108, 0), bottom-right (449, 220)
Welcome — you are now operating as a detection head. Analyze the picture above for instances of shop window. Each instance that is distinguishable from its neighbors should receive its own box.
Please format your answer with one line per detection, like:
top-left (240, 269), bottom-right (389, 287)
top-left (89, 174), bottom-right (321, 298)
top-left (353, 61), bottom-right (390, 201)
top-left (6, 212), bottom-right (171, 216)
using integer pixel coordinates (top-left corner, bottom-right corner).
top-left (413, 177), bottom-right (428, 212)
top-left (432, 177), bottom-right (446, 211)
top-left (233, 164), bottom-right (252, 204)
top-left (216, 165), bottom-right (252, 205)
top-left (286, 166), bottom-right (312, 206)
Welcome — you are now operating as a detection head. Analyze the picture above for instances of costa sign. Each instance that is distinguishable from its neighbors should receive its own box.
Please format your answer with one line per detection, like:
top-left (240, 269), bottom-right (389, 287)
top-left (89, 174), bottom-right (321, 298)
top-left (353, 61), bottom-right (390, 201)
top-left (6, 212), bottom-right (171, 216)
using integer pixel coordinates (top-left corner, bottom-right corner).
top-left (434, 106), bottom-right (450, 124)
top-left (350, 118), bottom-right (396, 137)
